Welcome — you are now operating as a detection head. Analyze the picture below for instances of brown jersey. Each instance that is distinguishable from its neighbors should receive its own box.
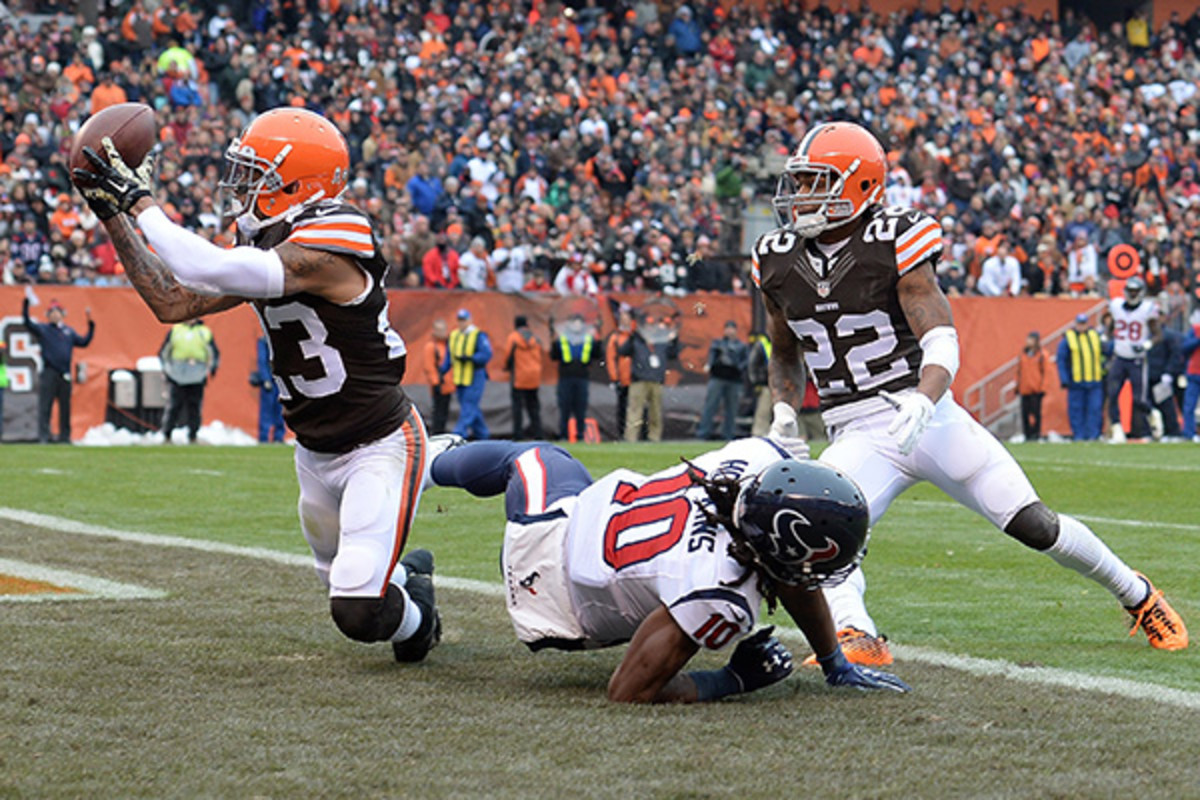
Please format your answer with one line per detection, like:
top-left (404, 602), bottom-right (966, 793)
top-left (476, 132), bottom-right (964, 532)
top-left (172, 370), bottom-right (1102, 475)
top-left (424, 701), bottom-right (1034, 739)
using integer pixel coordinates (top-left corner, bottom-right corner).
top-left (751, 204), bottom-right (944, 425)
top-left (244, 200), bottom-right (411, 453)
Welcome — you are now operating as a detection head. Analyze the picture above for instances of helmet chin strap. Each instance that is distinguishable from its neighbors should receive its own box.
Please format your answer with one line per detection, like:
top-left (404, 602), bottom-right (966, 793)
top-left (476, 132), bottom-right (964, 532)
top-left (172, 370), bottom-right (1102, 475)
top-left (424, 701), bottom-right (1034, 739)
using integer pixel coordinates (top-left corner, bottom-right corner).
top-left (790, 212), bottom-right (829, 238)
top-left (235, 189), bottom-right (329, 238)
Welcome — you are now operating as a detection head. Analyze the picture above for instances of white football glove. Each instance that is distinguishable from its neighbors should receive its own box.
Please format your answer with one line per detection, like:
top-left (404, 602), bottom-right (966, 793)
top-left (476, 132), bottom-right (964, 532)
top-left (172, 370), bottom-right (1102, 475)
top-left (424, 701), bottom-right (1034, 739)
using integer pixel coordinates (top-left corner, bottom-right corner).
top-left (767, 401), bottom-right (809, 459)
top-left (769, 401), bottom-right (798, 438)
top-left (880, 390), bottom-right (935, 456)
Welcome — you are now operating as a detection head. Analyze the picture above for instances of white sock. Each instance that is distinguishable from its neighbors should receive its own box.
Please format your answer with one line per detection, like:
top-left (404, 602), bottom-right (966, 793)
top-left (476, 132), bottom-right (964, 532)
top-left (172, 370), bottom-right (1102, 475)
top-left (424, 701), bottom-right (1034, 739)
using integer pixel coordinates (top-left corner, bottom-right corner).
top-left (823, 567), bottom-right (879, 636)
top-left (389, 586), bottom-right (424, 642)
top-left (1045, 514), bottom-right (1148, 607)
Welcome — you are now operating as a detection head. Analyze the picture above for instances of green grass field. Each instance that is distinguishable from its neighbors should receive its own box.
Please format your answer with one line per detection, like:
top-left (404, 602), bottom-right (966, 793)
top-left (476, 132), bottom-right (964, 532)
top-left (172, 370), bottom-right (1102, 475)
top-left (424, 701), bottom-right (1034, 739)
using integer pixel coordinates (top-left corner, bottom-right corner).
top-left (2, 440), bottom-right (1198, 798)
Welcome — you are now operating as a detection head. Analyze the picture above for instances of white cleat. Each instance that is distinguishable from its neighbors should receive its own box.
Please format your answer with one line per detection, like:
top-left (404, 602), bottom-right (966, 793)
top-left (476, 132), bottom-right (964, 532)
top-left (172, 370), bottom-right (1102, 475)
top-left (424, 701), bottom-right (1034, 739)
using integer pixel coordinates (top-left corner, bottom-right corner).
top-left (422, 434), bottom-right (466, 490)
top-left (1109, 423), bottom-right (1127, 444)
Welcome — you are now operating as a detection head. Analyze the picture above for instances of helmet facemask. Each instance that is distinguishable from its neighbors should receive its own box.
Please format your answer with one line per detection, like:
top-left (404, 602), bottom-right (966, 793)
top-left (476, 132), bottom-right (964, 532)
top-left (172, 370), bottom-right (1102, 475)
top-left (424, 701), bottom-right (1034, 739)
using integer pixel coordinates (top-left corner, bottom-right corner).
top-left (773, 163), bottom-right (856, 238)
top-left (218, 138), bottom-right (326, 238)
top-left (1124, 277), bottom-right (1147, 307)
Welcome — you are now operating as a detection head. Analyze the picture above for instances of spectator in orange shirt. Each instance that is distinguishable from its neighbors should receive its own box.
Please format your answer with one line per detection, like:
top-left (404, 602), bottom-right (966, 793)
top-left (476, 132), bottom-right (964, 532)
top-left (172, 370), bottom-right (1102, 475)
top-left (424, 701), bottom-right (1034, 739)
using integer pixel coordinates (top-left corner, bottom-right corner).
top-left (1017, 331), bottom-right (1049, 441)
top-left (62, 53), bottom-right (94, 90)
top-left (422, 234), bottom-right (460, 289)
top-left (90, 73), bottom-right (128, 115)
top-left (424, 318), bottom-right (455, 434)
top-left (504, 315), bottom-right (544, 439)
top-left (48, 195), bottom-right (82, 240)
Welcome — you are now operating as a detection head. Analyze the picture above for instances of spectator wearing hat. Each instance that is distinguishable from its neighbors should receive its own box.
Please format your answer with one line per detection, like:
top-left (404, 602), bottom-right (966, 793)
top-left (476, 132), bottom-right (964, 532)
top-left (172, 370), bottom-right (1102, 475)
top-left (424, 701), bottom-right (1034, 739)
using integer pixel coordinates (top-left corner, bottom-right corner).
top-left (1017, 331), bottom-right (1049, 442)
top-left (22, 295), bottom-right (94, 444)
top-left (442, 309), bottom-right (491, 440)
top-left (422, 233), bottom-right (460, 289)
top-left (1057, 314), bottom-right (1108, 441)
top-left (550, 313), bottom-right (596, 442)
top-left (503, 315), bottom-right (543, 440)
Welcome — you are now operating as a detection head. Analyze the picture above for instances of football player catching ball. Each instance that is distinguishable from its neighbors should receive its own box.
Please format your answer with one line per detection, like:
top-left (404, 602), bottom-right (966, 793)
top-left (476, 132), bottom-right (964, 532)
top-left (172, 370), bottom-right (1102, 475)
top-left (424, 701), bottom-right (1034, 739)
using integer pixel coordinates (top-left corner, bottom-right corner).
top-left (73, 108), bottom-right (441, 664)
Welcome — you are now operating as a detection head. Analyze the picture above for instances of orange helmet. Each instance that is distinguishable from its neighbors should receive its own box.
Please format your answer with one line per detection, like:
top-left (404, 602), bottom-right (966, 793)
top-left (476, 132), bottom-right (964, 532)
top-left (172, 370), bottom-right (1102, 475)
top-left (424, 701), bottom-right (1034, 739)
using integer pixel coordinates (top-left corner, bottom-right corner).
top-left (773, 122), bottom-right (886, 237)
top-left (219, 108), bottom-right (349, 232)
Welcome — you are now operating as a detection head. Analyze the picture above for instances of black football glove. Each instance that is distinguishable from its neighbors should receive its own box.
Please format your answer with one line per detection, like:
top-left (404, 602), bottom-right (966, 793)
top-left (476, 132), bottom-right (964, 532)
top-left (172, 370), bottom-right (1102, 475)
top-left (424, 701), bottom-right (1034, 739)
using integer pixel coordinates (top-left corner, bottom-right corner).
top-left (726, 626), bottom-right (794, 694)
top-left (71, 137), bottom-right (156, 220)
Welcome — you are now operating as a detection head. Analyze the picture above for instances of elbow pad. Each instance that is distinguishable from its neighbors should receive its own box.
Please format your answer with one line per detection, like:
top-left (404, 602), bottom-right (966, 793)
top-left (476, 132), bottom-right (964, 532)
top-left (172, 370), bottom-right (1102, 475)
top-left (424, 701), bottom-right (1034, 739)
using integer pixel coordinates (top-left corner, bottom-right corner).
top-left (919, 325), bottom-right (959, 383)
top-left (137, 206), bottom-right (286, 298)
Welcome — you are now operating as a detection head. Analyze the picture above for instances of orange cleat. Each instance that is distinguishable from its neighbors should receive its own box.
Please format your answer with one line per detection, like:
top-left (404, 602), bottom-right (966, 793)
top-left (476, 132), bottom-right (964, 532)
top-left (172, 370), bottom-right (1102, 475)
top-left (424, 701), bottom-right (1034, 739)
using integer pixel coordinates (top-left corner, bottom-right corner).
top-left (1127, 573), bottom-right (1188, 651)
top-left (802, 626), bottom-right (894, 667)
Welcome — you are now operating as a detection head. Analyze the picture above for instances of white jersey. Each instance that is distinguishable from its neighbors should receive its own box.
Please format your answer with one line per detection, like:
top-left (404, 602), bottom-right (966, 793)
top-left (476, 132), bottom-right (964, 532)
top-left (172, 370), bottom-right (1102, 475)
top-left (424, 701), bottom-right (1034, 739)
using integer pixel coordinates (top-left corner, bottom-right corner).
top-left (563, 438), bottom-right (791, 650)
top-left (1108, 298), bottom-right (1158, 359)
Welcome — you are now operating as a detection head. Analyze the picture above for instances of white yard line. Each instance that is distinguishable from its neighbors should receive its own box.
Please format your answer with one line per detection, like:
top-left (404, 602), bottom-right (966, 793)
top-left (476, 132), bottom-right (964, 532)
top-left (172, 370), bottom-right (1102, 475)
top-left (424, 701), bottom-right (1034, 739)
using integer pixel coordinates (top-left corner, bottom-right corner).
top-left (1018, 456), bottom-right (1200, 474)
top-left (904, 499), bottom-right (1200, 533)
top-left (1, 506), bottom-right (1195, 709)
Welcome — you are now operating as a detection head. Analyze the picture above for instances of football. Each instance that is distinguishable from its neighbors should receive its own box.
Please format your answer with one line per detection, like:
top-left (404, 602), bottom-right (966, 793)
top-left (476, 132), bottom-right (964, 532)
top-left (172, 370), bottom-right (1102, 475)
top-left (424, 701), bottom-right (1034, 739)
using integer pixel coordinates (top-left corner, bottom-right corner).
top-left (69, 102), bottom-right (157, 188)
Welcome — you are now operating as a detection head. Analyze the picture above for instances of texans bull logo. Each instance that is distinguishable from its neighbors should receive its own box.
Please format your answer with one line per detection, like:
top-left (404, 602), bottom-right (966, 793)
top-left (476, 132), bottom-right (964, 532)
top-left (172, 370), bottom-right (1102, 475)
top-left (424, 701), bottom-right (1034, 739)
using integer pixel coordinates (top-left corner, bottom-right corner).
top-left (768, 509), bottom-right (841, 564)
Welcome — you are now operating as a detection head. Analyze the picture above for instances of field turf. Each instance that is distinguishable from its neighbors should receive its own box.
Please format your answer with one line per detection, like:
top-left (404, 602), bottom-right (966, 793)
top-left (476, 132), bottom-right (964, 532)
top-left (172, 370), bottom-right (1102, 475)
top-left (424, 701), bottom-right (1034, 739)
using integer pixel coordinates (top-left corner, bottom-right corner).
top-left (1, 440), bottom-right (1198, 798)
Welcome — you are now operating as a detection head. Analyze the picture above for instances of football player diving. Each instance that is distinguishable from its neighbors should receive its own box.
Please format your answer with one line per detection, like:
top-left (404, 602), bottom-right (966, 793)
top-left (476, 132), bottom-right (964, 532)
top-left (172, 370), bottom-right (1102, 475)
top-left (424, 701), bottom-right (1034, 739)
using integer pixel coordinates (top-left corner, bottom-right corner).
top-left (72, 109), bottom-right (441, 664)
top-left (753, 121), bottom-right (1187, 664)
top-left (424, 434), bottom-right (910, 703)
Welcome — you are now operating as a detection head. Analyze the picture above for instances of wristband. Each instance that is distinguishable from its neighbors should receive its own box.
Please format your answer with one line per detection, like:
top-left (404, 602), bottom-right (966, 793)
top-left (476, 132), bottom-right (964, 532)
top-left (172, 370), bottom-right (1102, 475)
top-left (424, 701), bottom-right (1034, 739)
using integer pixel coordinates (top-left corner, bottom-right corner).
top-left (816, 646), bottom-right (850, 678)
top-left (687, 666), bottom-right (743, 702)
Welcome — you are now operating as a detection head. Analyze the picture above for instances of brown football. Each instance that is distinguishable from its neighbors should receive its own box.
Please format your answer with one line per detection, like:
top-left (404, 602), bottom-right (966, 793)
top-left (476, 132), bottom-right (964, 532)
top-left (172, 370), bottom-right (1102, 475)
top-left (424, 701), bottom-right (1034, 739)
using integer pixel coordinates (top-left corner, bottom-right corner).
top-left (69, 103), bottom-right (157, 188)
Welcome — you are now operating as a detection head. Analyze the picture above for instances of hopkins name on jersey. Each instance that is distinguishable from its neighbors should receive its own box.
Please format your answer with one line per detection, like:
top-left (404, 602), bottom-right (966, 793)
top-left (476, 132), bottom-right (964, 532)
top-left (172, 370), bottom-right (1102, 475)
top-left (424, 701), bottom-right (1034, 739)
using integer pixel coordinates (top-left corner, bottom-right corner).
top-left (564, 437), bottom-right (795, 651)
top-left (1108, 296), bottom-right (1159, 360)
top-left (752, 205), bottom-right (944, 426)
top-left (247, 200), bottom-right (412, 453)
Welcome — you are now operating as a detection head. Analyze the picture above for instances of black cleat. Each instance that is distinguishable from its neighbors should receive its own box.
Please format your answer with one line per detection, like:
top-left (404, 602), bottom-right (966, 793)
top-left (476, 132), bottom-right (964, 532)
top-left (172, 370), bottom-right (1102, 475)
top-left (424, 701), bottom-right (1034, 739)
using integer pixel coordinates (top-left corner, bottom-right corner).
top-left (400, 548), bottom-right (434, 578)
top-left (392, 550), bottom-right (441, 663)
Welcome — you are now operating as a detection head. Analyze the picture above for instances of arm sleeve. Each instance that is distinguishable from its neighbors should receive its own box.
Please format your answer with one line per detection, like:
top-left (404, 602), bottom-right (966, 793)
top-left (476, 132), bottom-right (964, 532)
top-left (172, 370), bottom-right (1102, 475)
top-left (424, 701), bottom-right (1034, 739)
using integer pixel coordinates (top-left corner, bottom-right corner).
top-left (137, 206), bottom-right (285, 298)
top-left (21, 298), bottom-right (37, 333)
top-left (75, 321), bottom-right (94, 347)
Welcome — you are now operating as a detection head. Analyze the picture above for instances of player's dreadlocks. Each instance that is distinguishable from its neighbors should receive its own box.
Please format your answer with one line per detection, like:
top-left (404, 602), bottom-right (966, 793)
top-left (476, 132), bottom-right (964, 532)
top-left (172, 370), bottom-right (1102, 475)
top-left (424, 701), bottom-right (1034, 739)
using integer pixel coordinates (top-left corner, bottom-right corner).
top-left (683, 459), bottom-right (782, 612)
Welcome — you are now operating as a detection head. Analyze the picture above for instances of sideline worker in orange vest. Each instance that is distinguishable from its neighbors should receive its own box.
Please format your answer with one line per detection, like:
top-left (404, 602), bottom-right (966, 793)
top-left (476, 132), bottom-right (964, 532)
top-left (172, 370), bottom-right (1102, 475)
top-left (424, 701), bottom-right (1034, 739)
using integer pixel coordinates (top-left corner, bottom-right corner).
top-left (504, 315), bottom-right (544, 439)
top-left (1016, 330), bottom-right (1049, 441)
top-left (605, 307), bottom-right (634, 438)
top-left (424, 318), bottom-right (455, 434)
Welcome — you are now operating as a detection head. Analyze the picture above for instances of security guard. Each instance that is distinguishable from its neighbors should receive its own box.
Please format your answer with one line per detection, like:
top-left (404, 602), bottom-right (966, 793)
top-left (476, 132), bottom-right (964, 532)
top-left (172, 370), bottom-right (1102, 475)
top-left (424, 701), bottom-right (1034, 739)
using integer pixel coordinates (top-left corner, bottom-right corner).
top-left (550, 313), bottom-right (596, 441)
top-left (442, 308), bottom-right (492, 440)
top-left (160, 318), bottom-right (219, 444)
top-left (1056, 313), bottom-right (1108, 441)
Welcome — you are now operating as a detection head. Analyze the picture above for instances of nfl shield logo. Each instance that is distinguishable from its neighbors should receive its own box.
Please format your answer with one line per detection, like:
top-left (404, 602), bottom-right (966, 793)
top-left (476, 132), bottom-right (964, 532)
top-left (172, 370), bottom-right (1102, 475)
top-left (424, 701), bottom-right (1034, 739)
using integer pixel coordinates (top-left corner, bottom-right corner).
top-left (816, 281), bottom-right (831, 298)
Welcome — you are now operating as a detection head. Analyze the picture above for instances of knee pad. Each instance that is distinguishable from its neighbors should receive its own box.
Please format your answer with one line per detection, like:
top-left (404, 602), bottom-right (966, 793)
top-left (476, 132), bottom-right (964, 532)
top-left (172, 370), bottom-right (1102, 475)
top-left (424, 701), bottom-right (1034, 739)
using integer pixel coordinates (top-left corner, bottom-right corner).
top-left (1004, 502), bottom-right (1059, 551)
top-left (330, 586), bottom-right (405, 643)
top-left (329, 543), bottom-right (384, 595)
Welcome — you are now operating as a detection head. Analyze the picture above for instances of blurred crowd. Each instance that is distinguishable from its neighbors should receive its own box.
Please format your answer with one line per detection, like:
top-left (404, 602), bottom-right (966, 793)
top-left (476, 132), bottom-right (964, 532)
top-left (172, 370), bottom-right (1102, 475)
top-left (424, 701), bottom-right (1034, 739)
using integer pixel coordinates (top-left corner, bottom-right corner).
top-left (0, 0), bottom-right (1199, 323)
